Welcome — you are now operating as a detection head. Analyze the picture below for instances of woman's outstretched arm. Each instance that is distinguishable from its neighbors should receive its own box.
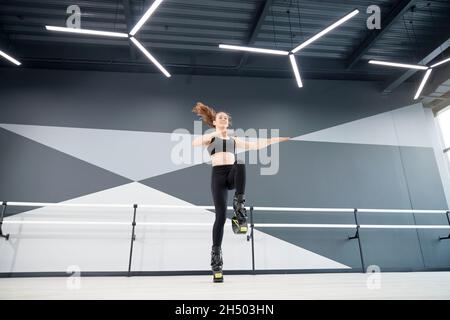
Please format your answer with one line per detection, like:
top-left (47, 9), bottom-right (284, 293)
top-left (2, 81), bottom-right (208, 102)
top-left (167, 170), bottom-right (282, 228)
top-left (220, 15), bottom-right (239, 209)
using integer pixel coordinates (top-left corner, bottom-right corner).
top-left (234, 136), bottom-right (290, 151)
top-left (192, 130), bottom-right (225, 147)
top-left (192, 132), bottom-right (215, 147)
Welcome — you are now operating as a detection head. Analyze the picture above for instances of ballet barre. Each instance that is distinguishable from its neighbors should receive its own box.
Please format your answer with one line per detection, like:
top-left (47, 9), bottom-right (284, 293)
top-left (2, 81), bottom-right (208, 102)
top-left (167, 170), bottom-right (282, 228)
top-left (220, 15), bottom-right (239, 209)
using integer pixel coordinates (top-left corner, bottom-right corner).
top-left (1, 201), bottom-right (449, 274)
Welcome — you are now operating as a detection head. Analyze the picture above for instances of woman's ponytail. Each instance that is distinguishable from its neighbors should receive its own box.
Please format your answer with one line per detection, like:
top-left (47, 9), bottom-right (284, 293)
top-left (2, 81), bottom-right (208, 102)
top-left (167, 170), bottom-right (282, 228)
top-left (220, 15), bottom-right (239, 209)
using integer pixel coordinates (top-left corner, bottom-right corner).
top-left (192, 102), bottom-right (217, 127)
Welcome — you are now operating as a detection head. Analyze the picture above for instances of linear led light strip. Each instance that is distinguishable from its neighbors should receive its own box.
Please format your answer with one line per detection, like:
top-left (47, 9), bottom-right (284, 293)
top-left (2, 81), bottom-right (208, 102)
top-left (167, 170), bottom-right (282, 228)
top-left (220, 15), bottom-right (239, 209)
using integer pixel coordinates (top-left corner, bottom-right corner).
top-left (289, 54), bottom-right (303, 88)
top-left (130, 37), bottom-right (171, 77)
top-left (45, 0), bottom-right (170, 77)
top-left (218, 44), bottom-right (289, 56)
top-left (369, 60), bottom-right (431, 100)
top-left (219, 9), bottom-right (360, 88)
top-left (369, 59), bottom-right (434, 100)
top-left (369, 60), bottom-right (433, 100)
top-left (368, 60), bottom-right (428, 70)
top-left (414, 68), bottom-right (432, 100)
top-left (130, 0), bottom-right (164, 36)
top-left (0, 49), bottom-right (21, 66)
top-left (369, 54), bottom-right (450, 100)
top-left (430, 57), bottom-right (450, 68)
top-left (291, 9), bottom-right (359, 53)
top-left (45, 26), bottom-right (170, 77)
top-left (45, 0), bottom-right (166, 38)
top-left (219, 9), bottom-right (359, 56)
top-left (45, 26), bottom-right (128, 38)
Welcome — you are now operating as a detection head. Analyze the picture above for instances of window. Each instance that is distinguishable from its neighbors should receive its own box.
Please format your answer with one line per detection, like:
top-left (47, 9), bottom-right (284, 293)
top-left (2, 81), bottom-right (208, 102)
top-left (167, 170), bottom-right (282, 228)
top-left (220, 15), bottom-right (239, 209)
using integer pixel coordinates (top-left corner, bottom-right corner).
top-left (437, 106), bottom-right (450, 164)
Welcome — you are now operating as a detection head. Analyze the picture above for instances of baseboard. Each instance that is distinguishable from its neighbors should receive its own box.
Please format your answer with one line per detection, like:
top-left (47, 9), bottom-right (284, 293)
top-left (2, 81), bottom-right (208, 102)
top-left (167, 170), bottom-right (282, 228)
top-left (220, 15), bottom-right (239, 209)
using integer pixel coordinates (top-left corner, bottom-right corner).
top-left (0, 267), bottom-right (449, 278)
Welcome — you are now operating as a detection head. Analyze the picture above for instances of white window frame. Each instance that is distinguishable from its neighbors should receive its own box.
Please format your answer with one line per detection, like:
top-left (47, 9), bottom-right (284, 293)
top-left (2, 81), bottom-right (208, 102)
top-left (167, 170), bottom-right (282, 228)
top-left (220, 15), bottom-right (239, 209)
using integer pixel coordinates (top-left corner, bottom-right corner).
top-left (436, 106), bottom-right (450, 168)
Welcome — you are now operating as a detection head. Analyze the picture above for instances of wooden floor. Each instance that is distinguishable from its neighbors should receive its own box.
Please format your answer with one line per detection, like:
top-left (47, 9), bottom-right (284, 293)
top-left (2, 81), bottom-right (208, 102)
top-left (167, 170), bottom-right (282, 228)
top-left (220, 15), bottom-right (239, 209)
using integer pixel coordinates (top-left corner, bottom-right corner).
top-left (1, 272), bottom-right (450, 300)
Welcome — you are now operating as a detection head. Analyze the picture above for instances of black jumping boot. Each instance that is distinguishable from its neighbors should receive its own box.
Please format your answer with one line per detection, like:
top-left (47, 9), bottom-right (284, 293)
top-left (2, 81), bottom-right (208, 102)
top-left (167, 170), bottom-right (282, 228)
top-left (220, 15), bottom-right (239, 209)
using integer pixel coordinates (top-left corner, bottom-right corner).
top-left (232, 193), bottom-right (248, 234)
top-left (210, 246), bottom-right (223, 282)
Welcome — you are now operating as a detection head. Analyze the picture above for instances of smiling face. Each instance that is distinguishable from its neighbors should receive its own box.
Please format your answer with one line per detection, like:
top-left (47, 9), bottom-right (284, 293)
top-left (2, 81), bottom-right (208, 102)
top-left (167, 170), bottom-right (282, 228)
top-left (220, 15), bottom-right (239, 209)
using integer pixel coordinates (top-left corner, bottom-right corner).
top-left (213, 112), bottom-right (230, 130)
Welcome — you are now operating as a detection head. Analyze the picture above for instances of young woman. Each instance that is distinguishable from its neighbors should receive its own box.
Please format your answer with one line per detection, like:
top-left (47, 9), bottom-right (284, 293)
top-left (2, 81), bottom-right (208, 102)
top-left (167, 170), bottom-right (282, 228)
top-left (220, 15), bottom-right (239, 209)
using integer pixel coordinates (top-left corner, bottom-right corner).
top-left (191, 102), bottom-right (290, 282)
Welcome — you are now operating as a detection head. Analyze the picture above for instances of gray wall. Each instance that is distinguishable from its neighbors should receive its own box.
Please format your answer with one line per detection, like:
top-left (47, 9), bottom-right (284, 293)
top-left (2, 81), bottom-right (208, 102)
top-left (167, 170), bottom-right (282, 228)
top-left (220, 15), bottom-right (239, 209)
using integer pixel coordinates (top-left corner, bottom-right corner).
top-left (0, 67), bottom-right (449, 274)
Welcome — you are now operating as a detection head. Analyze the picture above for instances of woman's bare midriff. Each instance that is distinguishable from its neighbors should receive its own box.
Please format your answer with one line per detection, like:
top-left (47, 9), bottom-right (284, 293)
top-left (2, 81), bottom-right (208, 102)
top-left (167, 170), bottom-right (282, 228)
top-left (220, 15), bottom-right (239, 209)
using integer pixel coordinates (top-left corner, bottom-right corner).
top-left (211, 152), bottom-right (236, 166)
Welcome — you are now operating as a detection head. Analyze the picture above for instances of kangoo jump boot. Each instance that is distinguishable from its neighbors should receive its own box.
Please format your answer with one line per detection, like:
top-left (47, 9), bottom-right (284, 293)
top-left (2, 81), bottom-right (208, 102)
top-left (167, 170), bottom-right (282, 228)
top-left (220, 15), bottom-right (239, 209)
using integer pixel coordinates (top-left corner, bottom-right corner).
top-left (232, 193), bottom-right (248, 234)
top-left (211, 246), bottom-right (223, 282)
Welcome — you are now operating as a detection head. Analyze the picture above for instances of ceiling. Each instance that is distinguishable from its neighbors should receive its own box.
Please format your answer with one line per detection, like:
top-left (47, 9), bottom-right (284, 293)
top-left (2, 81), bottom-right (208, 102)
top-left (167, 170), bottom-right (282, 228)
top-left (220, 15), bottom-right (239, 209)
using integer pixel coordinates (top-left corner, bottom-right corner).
top-left (0, 0), bottom-right (449, 97)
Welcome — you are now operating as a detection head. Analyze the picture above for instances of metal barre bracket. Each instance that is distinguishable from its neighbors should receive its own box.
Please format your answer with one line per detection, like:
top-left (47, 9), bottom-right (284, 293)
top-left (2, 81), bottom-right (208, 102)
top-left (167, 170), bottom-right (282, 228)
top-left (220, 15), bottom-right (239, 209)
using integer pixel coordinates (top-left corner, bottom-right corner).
top-left (439, 210), bottom-right (450, 240)
top-left (348, 208), bottom-right (365, 272)
top-left (348, 208), bottom-right (360, 240)
top-left (127, 204), bottom-right (138, 277)
top-left (247, 206), bottom-right (255, 273)
top-left (0, 201), bottom-right (10, 241)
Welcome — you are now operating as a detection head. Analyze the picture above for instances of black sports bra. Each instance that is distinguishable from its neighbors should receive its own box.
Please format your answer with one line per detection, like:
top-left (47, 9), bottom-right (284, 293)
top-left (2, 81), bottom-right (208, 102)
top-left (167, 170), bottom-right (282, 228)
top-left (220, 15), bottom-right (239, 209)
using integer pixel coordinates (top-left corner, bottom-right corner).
top-left (207, 136), bottom-right (236, 156)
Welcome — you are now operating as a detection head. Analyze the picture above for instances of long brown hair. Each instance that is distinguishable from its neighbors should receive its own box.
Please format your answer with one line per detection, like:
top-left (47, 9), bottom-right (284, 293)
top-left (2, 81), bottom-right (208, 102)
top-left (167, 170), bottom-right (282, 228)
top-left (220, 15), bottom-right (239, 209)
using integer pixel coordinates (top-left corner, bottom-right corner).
top-left (192, 102), bottom-right (232, 128)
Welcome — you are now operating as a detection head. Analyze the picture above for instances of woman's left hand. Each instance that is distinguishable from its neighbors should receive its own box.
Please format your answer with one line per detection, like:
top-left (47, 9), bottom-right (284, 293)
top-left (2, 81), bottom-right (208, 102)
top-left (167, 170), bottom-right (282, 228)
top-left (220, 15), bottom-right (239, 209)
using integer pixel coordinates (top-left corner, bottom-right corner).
top-left (269, 137), bottom-right (290, 144)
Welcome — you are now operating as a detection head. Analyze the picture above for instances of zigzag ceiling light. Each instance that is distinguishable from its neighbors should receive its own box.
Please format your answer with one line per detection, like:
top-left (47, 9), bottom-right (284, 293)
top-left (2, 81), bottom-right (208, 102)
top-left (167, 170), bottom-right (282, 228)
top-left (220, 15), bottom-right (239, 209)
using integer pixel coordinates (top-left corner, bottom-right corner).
top-left (45, 0), bottom-right (171, 77)
top-left (219, 9), bottom-right (360, 88)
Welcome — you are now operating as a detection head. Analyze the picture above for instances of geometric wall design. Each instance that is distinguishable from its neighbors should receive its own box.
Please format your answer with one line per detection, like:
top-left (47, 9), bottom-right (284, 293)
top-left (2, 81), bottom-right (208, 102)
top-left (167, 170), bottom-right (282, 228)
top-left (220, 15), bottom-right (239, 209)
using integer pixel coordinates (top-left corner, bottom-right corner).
top-left (292, 103), bottom-right (432, 147)
top-left (0, 68), bottom-right (449, 274)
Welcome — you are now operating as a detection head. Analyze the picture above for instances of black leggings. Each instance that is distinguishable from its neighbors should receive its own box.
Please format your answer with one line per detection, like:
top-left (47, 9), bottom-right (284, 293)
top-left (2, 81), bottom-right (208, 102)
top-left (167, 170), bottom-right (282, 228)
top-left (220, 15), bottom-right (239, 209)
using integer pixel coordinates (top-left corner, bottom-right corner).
top-left (211, 162), bottom-right (246, 247)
